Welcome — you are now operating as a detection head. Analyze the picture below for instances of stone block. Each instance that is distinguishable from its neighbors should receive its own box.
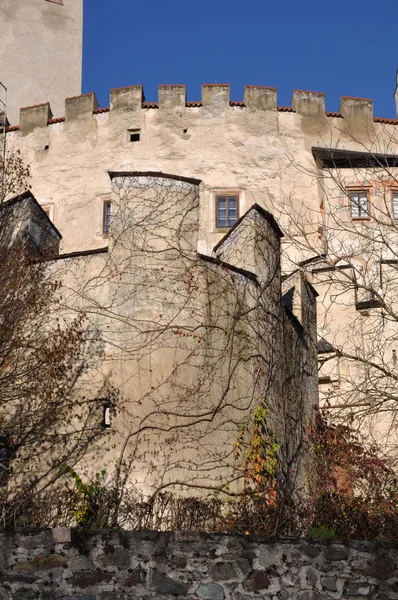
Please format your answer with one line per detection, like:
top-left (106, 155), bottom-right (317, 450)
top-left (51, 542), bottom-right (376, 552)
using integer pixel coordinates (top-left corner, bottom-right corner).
top-left (324, 547), bottom-right (348, 561)
top-left (340, 96), bottom-right (373, 122)
top-left (65, 93), bottom-right (98, 121)
top-left (196, 583), bottom-right (224, 600)
top-left (243, 570), bottom-right (271, 591)
top-left (20, 102), bottom-right (52, 134)
top-left (292, 90), bottom-right (325, 117)
top-left (320, 576), bottom-right (337, 591)
top-left (52, 527), bottom-right (71, 544)
top-left (243, 86), bottom-right (277, 111)
top-left (12, 553), bottom-right (67, 572)
top-left (151, 569), bottom-right (189, 596)
top-left (69, 570), bottom-right (113, 588)
top-left (158, 85), bottom-right (186, 109)
top-left (345, 581), bottom-right (372, 596)
top-left (202, 84), bottom-right (230, 107)
top-left (110, 86), bottom-right (144, 111)
top-left (210, 562), bottom-right (239, 581)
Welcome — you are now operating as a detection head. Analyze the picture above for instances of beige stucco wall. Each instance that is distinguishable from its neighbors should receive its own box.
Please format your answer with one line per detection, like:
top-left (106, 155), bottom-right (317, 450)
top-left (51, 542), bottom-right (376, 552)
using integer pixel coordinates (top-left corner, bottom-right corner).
top-left (0, 0), bottom-right (82, 124)
top-left (6, 84), bottom-right (397, 475)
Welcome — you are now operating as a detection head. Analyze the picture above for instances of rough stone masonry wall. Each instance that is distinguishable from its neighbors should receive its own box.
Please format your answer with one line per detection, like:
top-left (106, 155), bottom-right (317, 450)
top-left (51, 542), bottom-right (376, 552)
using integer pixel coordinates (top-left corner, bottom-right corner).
top-left (0, 529), bottom-right (397, 600)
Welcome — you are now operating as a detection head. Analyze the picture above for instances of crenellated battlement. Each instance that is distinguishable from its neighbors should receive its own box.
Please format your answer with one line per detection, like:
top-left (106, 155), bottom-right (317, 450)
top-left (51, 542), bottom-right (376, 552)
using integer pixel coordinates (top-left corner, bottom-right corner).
top-left (7, 85), bottom-right (398, 133)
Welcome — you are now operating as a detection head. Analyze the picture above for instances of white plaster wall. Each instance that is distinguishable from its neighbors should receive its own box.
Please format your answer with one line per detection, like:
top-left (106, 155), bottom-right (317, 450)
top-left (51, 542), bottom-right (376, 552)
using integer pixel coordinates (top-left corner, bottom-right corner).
top-left (0, 0), bottom-right (82, 124)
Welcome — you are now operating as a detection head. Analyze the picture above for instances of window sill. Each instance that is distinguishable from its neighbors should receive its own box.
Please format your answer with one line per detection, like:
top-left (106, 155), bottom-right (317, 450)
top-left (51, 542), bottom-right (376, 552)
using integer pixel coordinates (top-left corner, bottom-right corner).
top-left (356, 299), bottom-right (382, 311)
top-left (351, 217), bottom-right (371, 221)
top-left (214, 226), bottom-right (234, 233)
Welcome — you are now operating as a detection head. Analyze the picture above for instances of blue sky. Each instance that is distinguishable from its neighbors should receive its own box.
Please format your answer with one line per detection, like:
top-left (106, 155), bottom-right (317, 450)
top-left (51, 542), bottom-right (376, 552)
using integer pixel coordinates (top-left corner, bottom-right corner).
top-left (83, 0), bottom-right (398, 118)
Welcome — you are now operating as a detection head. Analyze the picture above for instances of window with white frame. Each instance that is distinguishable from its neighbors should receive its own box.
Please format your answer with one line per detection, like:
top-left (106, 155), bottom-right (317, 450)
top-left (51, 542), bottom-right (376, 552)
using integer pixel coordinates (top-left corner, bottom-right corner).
top-left (392, 191), bottom-right (398, 218)
top-left (350, 190), bottom-right (368, 219)
top-left (216, 195), bottom-right (239, 228)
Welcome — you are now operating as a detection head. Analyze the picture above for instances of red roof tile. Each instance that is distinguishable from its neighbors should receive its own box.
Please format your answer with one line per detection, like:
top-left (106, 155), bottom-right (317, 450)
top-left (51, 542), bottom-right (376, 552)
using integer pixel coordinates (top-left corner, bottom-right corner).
top-left (48, 117), bottom-right (65, 124)
top-left (277, 106), bottom-right (295, 112)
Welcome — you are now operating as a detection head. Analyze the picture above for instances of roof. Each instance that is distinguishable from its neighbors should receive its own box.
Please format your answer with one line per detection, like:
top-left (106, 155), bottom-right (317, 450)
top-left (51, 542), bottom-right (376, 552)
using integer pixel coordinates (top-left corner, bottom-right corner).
top-left (197, 253), bottom-right (259, 284)
top-left (108, 171), bottom-right (202, 186)
top-left (213, 203), bottom-right (283, 254)
top-left (2, 190), bottom-right (62, 239)
top-left (312, 147), bottom-right (398, 169)
top-left (53, 246), bottom-right (108, 261)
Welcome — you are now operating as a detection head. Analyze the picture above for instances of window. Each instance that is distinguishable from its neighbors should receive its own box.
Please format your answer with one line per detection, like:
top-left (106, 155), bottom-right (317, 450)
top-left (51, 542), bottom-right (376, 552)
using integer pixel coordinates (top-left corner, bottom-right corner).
top-left (102, 405), bottom-right (111, 429)
top-left (41, 204), bottom-right (54, 222)
top-left (350, 190), bottom-right (368, 218)
top-left (216, 195), bottom-right (239, 228)
top-left (103, 201), bottom-right (111, 234)
top-left (127, 128), bottom-right (141, 142)
top-left (392, 191), bottom-right (398, 218)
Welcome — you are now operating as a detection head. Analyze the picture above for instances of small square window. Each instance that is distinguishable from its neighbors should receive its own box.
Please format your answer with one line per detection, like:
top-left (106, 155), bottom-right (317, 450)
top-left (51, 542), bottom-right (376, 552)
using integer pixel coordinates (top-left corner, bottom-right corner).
top-left (127, 128), bottom-right (141, 142)
top-left (350, 190), bottom-right (368, 219)
top-left (103, 201), bottom-right (111, 234)
top-left (216, 195), bottom-right (239, 228)
top-left (392, 191), bottom-right (398, 218)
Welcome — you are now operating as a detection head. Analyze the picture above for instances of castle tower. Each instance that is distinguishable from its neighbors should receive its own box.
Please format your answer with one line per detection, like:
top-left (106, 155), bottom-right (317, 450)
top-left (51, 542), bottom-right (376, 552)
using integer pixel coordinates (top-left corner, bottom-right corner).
top-left (0, 0), bottom-right (83, 124)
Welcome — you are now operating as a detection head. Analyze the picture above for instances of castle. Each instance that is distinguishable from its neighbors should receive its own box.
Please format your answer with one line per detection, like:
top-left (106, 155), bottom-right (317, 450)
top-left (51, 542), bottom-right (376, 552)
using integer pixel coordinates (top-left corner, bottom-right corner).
top-left (1, 0), bottom-right (397, 493)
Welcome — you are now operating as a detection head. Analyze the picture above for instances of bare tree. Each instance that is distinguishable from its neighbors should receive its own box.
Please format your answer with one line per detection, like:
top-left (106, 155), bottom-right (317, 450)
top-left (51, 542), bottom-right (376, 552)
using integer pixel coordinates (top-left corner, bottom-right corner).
top-left (269, 125), bottom-right (398, 453)
top-left (0, 149), bottom-right (111, 517)
top-left (55, 172), bottom-right (316, 528)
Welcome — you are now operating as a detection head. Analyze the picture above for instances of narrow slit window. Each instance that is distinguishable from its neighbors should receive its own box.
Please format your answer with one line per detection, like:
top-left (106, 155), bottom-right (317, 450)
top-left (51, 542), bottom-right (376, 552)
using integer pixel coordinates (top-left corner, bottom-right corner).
top-left (216, 195), bottom-right (239, 228)
top-left (103, 201), bottom-right (111, 234)
top-left (102, 405), bottom-right (111, 429)
top-left (392, 192), bottom-right (398, 218)
top-left (350, 191), bottom-right (368, 218)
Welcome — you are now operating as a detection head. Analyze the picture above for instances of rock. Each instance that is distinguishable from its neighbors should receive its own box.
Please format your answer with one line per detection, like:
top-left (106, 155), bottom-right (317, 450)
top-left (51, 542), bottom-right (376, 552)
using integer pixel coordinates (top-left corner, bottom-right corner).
top-left (52, 528), bottom-right (71, 544)
top-left (152, 569), bottom-right (189, 596)
top-left (324, 547), bottom-right (348, 561)
top-left (210, 562), bottom-right (239, 581)
top-left (301, 545), bottom-right (321, 558)
top-left (196, 583), bottom-right (225, 600)
top-left (345, 581), bottom-right (371, 596)
top-left (367, 554), bottom-right (396, 579)
top-left (69, 570), bottom-right (113, 588)
top-left (124, 567), bottom-right (145, 586)
top-left (320, 577), bottom-right (337, 592)
top-left (101, 548), bottom-right (131, 569)
top-left (12, 590), bottom-right (38, 600)
top-left (306, 567), bottom-right (317, 587)
top-left (12, 553), bottom-right (68, 573)
top-left (243, 571), bottom-right (271, 591)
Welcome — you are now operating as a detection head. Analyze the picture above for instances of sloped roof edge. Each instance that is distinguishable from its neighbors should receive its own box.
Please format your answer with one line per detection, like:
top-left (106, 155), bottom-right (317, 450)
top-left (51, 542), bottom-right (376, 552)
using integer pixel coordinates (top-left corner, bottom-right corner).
top-left (2, 190), bottom-right (62, 240)
top-left (213, 203), bottom-right (283, 254)
top-left (108, 171), bottom-right (202, 186)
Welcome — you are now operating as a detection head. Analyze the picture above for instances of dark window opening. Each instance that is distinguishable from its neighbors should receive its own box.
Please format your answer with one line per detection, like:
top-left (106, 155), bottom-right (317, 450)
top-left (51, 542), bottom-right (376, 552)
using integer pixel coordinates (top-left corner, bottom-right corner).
top-left (128, 129), bottom-right (141, 142)
top-left (103, 201), bottom-right (111, 234)
top-left (216, 195), bottom-right (239, 228)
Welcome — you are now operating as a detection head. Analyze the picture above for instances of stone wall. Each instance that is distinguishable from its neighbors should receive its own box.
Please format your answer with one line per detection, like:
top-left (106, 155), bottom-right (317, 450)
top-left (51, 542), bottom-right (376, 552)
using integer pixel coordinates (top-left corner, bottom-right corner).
top-left (0, 529), bottom-right (396, 599)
